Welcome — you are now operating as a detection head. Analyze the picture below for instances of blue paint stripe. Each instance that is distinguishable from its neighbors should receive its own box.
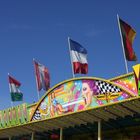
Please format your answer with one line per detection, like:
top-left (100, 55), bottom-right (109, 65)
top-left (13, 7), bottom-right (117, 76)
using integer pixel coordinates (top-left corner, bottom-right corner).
top-left (69, 39), bottom-right (87, 54)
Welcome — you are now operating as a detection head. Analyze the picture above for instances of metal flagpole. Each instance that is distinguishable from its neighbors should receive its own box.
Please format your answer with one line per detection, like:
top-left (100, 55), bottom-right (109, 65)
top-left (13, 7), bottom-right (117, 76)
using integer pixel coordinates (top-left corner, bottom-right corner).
top-left (68, 37), bottom-right (75, 78)
top-left (33, 58), bottom-right (40, 100)
top-left (8, 73), bottom-right (14, 107)
top-left (117, 14), bottom-right (129, 73)
top-left (36, 86), bottom-right (40, 101)
top-left (11, 101), bottom-right (14, 107)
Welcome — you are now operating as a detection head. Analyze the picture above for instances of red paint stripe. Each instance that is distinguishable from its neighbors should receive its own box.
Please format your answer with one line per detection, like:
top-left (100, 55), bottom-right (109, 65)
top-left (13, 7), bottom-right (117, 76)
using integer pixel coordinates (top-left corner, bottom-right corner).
top-left (43, 67), bottom-right (50, 91)
top-left (34, 61), bottom-right (42, 91)
top-left (119, 18), bottom-right (137, 61)
top-left (73, 62), bottom-right (88, 74)
top-left (9, 76), bottom-right (21, 86)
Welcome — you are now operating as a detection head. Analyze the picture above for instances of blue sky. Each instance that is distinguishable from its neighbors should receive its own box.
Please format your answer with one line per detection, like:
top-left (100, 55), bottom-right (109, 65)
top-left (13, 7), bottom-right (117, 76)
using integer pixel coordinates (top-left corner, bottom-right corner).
top-left (0, 0), bottom-right (139, 110)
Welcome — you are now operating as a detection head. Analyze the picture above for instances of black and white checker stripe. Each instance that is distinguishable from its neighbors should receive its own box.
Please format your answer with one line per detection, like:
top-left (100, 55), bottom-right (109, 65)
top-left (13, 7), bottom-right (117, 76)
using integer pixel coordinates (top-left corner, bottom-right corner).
top-left (95, 80), bottom-right (121, 94)
top-left (32, 110), bottom-right (41, 120)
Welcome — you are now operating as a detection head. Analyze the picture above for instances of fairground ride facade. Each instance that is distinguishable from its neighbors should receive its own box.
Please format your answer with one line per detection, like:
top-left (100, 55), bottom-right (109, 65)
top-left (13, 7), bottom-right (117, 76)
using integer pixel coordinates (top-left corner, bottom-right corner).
top-left (0, 64), bottom-right (140, 140)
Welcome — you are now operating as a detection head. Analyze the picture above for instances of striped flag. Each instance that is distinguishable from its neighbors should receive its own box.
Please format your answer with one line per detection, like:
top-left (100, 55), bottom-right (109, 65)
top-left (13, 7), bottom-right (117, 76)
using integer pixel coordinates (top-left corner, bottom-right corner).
top-left (8, 75), bottom-right (23, 101)
top-left (119, 17), bottom-right (137, 61)
top-left (69, 38), bottom-right (88, 74)
top-left (34, 60), bottom-right (50, 91)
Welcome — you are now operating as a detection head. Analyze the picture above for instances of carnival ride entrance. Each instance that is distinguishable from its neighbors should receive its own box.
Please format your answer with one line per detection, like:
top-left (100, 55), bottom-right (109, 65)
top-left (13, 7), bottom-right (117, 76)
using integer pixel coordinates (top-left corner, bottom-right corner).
top-left (0, 73), bottom-right (140, 140)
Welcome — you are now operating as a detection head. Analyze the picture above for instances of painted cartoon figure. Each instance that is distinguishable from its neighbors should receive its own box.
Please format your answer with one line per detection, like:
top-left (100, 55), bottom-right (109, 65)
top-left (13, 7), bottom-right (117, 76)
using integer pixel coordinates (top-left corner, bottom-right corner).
top-left (82, 80), bottom-right (123, 108)
top-left (39, 101), bottom-right (49, 118)
top-left (50, 92), bottom-right (66, 117)
top-left (82, 80), bottom-right (96, 109)
top-left (50, 91), bottom-right (73, 117)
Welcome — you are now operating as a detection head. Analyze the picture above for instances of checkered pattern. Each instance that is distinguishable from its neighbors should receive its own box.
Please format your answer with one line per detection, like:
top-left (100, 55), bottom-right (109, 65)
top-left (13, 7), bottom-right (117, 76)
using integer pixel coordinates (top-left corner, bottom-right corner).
top-left (32, 110), bottom-right (41, 120)
top-left (95, 80), bottom-right (121, 94)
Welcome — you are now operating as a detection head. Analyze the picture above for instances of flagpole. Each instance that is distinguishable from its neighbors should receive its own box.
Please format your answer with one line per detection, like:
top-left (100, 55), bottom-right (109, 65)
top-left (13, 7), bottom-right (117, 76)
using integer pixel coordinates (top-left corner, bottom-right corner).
top-left (8, 73), bottom-right (14, 107)
top-left (68, 37), bottom-right (75, 78)
top-left (11, 101), bottom-right (13, 107)
top-left (37, 88), bottom-right (40, 100)
top-left (33, 58), bottom-right (40, 100)
top-left (117, 14), bottom-right (129, 73)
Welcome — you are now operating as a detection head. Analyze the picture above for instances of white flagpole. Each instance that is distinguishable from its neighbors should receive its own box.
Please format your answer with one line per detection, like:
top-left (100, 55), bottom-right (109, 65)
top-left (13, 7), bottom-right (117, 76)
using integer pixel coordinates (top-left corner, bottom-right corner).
top-left (11, 101), bottom-right (14, 107)
top-left (68, 37), bottom-right (75, 78)
top-left (33, 58), bottom-right (40, 100)
top-left (8, 73), bottom-right (14, 107)
top-left (117, 14), bottom-right (129, 73)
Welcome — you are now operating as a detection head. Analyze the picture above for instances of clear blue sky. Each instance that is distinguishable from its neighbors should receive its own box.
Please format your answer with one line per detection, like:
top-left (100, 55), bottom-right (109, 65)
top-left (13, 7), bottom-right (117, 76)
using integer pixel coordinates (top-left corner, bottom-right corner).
top-left (0, 0), bottom-right (140, 110)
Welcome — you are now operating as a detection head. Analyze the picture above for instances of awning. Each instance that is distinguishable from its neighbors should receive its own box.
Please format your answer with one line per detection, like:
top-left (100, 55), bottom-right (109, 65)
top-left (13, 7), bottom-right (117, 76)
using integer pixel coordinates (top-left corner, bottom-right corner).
top-left (0, 97), bottom-right (140, 139)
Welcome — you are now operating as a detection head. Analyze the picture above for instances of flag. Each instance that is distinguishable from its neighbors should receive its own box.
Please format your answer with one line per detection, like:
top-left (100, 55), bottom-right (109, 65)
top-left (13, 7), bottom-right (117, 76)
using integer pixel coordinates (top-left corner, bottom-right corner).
top-left (8, 75), bottom-right (23, 101)
top-left (34, 60), bottom-right (50, 91)
top-left (119, 17), bottom-right (137, 61)
top-left (133, 64), bottom-right (140, 96)
top-left (69, 38), bottom-right (88, 74)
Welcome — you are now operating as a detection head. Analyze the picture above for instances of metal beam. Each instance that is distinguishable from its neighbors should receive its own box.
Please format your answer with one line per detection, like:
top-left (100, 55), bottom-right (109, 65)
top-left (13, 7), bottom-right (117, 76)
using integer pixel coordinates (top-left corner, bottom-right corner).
top-left (31, 132), bottom-right (35, 140)
top-left (60, 128), bottom-right (63, 140)
top-left (98, 121), bottom-right (101, 140)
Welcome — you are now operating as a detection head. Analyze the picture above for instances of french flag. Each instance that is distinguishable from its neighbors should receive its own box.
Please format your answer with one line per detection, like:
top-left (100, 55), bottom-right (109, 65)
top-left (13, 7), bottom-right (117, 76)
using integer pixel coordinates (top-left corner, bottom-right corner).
top-left (69, 38), bottom-right (88, 74)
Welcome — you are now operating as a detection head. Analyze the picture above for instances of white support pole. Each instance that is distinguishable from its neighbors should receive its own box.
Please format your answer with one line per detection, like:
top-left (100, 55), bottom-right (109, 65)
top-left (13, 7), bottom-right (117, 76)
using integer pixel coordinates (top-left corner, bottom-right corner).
top-left (31, 132), bottom-right (35, 140)
top-left (60, 128), bottom-right (63, 140)
top-left (11, 101), bottom-right (13, 107)
top-left (117, 14), bottom-right (129, 73)
top-left (9, 136), bottom-right (12, 140)
top-left (98, 120), bottom-right (101, 140)
top-left (37, 90), bottom-right (40, 101)
top-left (8, 73), bottom-right (14, 107)
top-left (68, 37), bottom-right (75, 78)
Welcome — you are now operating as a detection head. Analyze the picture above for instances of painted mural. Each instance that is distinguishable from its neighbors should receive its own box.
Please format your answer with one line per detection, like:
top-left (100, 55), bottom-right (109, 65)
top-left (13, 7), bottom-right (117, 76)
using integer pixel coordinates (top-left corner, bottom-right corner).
top-left (0, 69), bottom-right (139, 129)
top-left (27, 103), bottom-right (37, 120)
top-left (0, 103), bottom-right (28, 129)
top-left (133, 64), bottom-right (140, 95)
top-left (111, 74), bottom-right (138, 96)
top-left (32, 79), bottom-right (137, 121)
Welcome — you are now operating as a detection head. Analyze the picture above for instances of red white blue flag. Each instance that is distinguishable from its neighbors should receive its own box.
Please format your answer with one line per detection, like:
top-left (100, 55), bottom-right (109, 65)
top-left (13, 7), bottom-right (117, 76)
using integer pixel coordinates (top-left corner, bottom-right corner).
top-left (34, 60), bottom-right (50, 91)
top-left (69, 38), bottom-right (88, 74)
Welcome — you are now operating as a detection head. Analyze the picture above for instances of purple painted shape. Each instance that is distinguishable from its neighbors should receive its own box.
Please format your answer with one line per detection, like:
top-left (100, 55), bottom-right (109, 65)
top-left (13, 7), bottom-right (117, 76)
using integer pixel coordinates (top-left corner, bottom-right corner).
top-left (82, 80), bottom-right (99, 95)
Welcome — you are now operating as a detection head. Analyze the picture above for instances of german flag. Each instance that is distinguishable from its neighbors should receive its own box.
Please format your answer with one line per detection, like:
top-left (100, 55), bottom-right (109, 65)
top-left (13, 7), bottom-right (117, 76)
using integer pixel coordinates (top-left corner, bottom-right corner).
top-left (119, 18), bottom-right (137, 61)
